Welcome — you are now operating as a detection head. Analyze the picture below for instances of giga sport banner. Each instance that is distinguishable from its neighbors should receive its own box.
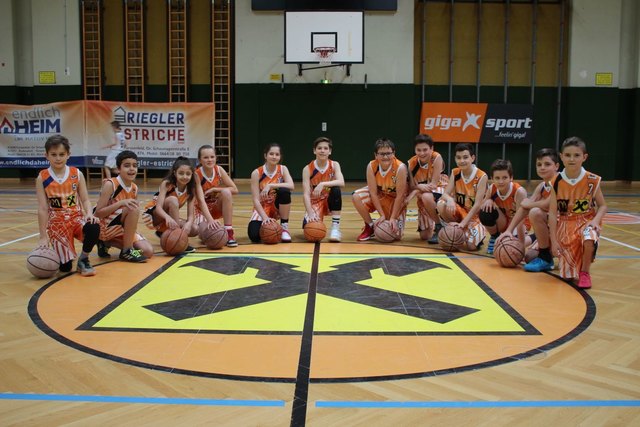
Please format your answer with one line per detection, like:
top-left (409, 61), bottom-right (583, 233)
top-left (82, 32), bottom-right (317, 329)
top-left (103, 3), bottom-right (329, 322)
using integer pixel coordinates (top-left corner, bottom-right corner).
top-left (0, 100), bottom-right (215, 169)
top-left (419, 102), bottom-right (534, 144)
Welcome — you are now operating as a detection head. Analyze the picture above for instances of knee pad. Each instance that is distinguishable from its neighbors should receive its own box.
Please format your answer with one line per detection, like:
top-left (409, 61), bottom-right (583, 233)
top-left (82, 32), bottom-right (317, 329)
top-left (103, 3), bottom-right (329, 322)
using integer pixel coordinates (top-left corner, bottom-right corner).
top-left (247, 220), bottom-right (262, 243)
top-left (275, 189), bottom-right (291, 206)
top-left (479, 209), bottom-right (499, 226)
top-left (82, 222), bottom-right (100, 252)
top-left (328, 187), bottom-right (342, 211)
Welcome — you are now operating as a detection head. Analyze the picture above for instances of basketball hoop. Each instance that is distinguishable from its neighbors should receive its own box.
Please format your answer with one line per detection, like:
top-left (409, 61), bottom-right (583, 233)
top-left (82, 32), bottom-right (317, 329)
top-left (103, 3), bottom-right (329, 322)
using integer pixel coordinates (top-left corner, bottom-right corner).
top-left (313, 47), bottom-right (336, 65)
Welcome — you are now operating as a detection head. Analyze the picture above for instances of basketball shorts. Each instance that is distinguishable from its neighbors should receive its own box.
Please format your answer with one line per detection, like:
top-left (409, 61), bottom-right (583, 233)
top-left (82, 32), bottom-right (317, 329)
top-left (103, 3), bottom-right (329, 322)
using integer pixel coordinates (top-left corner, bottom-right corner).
top-left (47, 210), bottom-right (85, 264)
top-left (556, 213), bottom-right (599, 279)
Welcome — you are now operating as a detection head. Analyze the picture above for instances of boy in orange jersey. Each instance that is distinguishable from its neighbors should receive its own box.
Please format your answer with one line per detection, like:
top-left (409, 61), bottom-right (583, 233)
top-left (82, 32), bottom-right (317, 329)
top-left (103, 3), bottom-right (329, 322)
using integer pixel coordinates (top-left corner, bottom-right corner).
top-left (479, 159), bottom-right (530, 255)
top-left (352, 138), bottom-right (408, 241)
top-left (498, 148), bottom-right (560, 272)
top-left (405, 134), bottom-right (449, 244)
top-left (302, 137), bottom-right (345, 242)
top-left (36, 135), bottom-right (101, 276)
top-left (549, 137), bottom-right (607, 289)
top-left (436, 143), bottom-right (488, 251)
top-left (93, 151), bottom-right (153, 263)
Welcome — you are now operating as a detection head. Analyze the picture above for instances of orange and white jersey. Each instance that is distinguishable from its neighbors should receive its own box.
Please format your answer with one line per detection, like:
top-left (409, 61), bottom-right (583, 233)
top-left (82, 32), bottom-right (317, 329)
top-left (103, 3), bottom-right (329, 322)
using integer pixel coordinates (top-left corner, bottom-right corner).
top-left (144, 183), bottom-right (189, 212)
top-left (100, 176), bottom-right (138, 228)
top-left (452, 166), bottom-right (487, 212)
top-left (250, 164), bottom-right (286, 221)
top-left (370, 157), bottom-right (404, 199)
top-left (553, 168), bottom-right (601, 218)
top-left (308, 160), bottom-right (336, 199)
top-left (407, 151), bottom-right (448, 192)
top-left (196, 166), bottom-right (223, 197)
top-left (39, 166), bottom-right (82, 215)
top-left (488, 181), bottom-right (523, 222)
top-left (539, 180), bottom-right (553, 201)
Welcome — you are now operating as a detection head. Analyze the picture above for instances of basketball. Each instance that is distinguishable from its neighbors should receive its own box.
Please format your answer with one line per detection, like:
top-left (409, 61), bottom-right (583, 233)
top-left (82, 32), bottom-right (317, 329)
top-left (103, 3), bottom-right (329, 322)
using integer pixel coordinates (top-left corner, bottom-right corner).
top-left (260, 221), bottom-right (283, 244)
top-left (494, 235), bottom-right (526, 268)
top-left (375, 220), bottom-right (397, 243)
top-left (160, 227), bottom-right (189, 255)
top-left (199, 224), bottom-right (228, 250)
top-left (438, 225), bottom-right (466, 252)
top-left (26, 247), bottom-right (60, 278)
top-left (303, 221), bottom-right (326, 242)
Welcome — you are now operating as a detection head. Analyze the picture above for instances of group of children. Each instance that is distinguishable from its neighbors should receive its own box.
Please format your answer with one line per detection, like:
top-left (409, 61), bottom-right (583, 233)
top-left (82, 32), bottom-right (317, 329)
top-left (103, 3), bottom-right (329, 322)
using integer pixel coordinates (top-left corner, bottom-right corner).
top-left (36, 132), bottom-right (606, 289)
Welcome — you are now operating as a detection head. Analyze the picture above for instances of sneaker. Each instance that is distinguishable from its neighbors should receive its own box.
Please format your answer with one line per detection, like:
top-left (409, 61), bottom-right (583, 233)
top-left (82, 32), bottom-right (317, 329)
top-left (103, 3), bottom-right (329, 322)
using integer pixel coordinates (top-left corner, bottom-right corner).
top-left (486, 235), bottom-right (497, 255)
top-left (524, 257), bottom-right (554, 273)
top-left (97, 240), bottom-right (110, 258)
top-left (77, 257), bottom-right (96, 276)
top-left (329, 227), bottom-right (342, 242)
top-left (119, 248), bottom-right (148, 263)
top-left (428, 224), bottom-right (442, 244)
top-left (281, 229), bottom-right (292, 243)
top-left (577, 271), bottom-right (592, 289)
top-left (357, 224), bottom-right (374, 241)
top-left (184, 245), bottom-right (196, 253)
top-left (226, 229), bottom-right (238, 247)
top-left (59, 260), bottom-right (73, 273)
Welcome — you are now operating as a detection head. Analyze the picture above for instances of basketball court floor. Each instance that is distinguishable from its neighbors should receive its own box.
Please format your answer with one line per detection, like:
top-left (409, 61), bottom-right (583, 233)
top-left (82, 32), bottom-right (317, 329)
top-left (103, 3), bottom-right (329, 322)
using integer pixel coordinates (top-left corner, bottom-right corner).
top-left (1, 178), bottom-right (639, 426)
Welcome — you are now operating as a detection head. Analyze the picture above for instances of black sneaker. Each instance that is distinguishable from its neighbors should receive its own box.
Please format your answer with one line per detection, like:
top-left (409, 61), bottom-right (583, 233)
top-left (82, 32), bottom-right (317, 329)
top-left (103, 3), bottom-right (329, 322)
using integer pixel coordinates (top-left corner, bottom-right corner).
top-left (59, 260), bottom-right (73, 273)
top-left (97, 240), bottom-right (110, 258)
top-left (428, 224), bottom-right (442, 244)
top-left (77, 257), bottom-right (96, 276)
top-left (184, 246), bottom-right (196, 253)
top-left (119, 248), bottom-right (148, 263)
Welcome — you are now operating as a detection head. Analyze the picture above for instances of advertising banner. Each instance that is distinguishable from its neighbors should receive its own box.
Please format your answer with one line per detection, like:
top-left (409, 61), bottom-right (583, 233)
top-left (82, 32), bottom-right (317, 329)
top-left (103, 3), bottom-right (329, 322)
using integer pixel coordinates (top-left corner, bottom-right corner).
top-left (419, 102), bottom-right (534, 144)
top-left (0, 101), bottom-right (85, 168)
top-left (85, 101), bottom-right (215, 169)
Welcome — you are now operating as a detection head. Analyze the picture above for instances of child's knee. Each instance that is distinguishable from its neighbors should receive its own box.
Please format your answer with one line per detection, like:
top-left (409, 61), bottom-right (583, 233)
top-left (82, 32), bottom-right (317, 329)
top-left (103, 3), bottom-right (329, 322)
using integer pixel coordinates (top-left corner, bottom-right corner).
top-left (135, 241), bottom-right (154, 258)
top-left (220, 188), bottom-right (233, 201)
top-left (163, 196), bottom-right (179, 209)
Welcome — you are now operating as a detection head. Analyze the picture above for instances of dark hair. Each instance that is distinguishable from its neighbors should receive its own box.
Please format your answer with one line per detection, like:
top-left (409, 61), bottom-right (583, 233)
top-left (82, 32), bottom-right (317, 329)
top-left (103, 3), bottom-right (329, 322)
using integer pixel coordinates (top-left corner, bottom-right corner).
top-left (536, 148), bottom-right (560, 164)
top-left (313, 137), bottom-right (332, 150)
top-left (110, 120), bottom-right (121, 128)
top-left (164, 156), bottom-right (196, 200)
top-left (197, 144), bottom-right (215, 161)
top-left (44, 134), bottom-right (70, 154)
top-left (561, 136), bottom-right (587, 154)
top-left (116, 150), bottom-right (138, 168)
top-left (490, 158), bottom-right (513, 178)
top-left (263, 143), bottom-right (282, 155)
top-left (455, 143), bottom-right (475, 156)
top-left (374, 138), bottom-right (395, 153)
top-left (414, 134), bottom-right (434, 148)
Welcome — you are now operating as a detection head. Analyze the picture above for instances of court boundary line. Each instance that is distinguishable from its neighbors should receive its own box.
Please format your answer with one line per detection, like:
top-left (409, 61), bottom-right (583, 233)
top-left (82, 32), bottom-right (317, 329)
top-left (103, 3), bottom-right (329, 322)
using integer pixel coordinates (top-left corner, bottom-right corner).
top-left (315, 399), bottom-right (640, 408)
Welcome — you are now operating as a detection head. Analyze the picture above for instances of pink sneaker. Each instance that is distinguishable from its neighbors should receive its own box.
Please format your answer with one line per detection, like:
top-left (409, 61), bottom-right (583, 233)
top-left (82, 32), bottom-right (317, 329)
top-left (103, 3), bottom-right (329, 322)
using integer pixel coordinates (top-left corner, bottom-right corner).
top-left (577, 271), bottom-right (592, 289)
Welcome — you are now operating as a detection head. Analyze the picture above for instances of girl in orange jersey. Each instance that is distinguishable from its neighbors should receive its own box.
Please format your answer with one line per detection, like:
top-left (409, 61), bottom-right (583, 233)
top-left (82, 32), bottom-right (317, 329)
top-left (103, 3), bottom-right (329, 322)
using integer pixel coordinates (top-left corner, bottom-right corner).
top-left (405, 134), bottom-right (448, 244)
top-left (302, 137), bottom-right (345, 242)
top-left (436, 143), bottom-right (488, 251)
top-left (143, 157), bottom-right (208, 253)
top-left (36, 135), bottom-right (100, 276)
top-left (94, 150), bottom-right (152, 263)
top-left (549, 137), bottom-right (607, 289)
top-left (479, 159), bottom-right (530, 255)
top-left (248, 143), bottom-right (295, 243)
top-left (499, 148), bottom-right (560, 272)
top-left (352, 138), bottom-right (408, 241)
top-left (195, 145), bottom-right (239, 247)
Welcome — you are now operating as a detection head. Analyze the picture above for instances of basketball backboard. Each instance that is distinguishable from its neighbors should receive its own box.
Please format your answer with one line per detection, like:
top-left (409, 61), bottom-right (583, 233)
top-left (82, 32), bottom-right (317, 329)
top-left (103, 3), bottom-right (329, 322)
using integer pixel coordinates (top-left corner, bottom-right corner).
top-left (284, 11), bottom-right (364, 64)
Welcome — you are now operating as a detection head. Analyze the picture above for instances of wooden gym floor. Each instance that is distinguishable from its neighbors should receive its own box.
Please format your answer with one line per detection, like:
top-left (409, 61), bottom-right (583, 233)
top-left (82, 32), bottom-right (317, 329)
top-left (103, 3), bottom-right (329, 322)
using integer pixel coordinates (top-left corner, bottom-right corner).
top-left (0, 178), bottom-right (639, 426)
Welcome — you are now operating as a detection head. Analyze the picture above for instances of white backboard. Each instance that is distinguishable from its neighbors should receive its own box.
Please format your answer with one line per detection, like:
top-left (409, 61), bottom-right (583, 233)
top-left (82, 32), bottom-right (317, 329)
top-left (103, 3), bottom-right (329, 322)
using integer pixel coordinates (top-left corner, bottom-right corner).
top-left (285, 11), bottom-right (364, 64)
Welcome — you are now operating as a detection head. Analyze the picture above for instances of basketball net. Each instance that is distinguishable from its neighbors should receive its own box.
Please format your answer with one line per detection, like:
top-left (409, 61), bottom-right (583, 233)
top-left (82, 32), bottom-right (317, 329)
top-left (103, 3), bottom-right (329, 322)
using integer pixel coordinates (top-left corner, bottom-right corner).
top-left (314, 47), bottom-right (336, 65)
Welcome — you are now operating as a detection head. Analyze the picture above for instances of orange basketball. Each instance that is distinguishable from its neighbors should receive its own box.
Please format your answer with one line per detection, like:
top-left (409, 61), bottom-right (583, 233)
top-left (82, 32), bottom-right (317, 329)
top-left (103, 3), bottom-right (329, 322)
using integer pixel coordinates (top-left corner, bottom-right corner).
top-left (494, 235), bottom-right (525, 268)
top-left (26, 247), bottom-right (60, 278)
top-left (438, 225), bottom-right (466, 252)
top-left (303, 221), bottom-right (326, 242)
top-left (375, 220), bottom-right (397, 243)
top-left (199, 224), bottom-right (228, 250)
top-left (160, 227), bottom-right (189, 255)
top-left (260, 221), bottom-right (282, 244)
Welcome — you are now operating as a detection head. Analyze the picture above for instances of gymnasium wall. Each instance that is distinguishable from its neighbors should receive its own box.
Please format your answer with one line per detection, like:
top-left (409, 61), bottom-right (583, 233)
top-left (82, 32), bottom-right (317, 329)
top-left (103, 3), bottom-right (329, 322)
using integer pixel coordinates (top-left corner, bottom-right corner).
top-left (0, 0), bottom-right (638, 180)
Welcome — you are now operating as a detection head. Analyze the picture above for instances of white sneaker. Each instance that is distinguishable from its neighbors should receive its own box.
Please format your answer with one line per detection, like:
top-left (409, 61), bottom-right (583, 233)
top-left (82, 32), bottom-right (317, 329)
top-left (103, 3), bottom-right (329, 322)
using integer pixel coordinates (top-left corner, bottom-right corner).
top-left (281, 229), bottom-right (292, 243)
top-left (329, 227), bottom-right (342, 242)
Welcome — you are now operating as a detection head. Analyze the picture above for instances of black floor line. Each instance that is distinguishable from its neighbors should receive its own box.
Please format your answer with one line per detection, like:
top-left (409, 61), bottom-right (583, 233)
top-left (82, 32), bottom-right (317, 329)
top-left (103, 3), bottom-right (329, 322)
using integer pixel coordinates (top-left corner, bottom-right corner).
top-left (290, 242), bottom-right (321, 427)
